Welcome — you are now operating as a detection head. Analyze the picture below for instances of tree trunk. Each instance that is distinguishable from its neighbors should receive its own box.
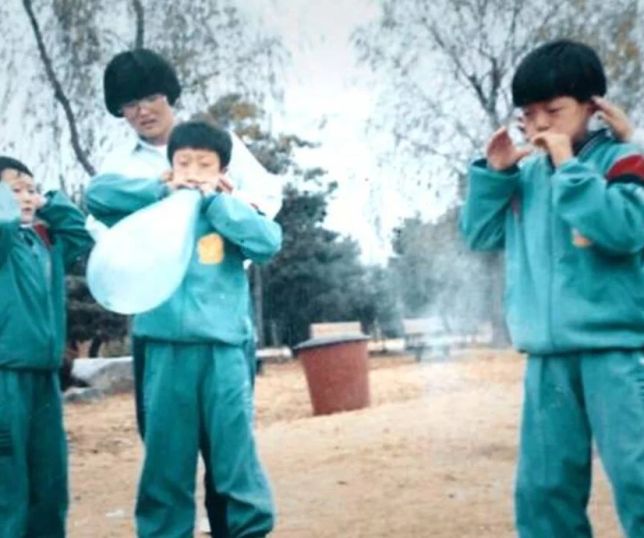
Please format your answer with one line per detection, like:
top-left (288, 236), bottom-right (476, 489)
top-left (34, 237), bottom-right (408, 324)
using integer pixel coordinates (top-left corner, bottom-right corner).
top-left (252, 264), bottom-right (265, 348)
top-left (22, 0), bottom-right (96, 177)
top-left (89, 337), bottom-right (102, 358)
top-left (131, 0), bottom-right (145, 48)
top-left (485, 252), bottom-right (510, 347)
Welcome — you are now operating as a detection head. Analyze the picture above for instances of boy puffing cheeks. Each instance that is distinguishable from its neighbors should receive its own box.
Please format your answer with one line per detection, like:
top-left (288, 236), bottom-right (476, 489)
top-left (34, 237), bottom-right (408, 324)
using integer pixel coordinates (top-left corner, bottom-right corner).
top-left (488, 48), bottom-right (605, 171)
top-left (165, 144), bottom-right (234, 196)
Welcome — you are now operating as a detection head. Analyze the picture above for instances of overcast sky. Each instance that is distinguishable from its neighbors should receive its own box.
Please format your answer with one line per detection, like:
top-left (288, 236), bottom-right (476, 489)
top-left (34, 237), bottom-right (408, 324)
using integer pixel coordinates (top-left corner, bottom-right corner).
top-left (241, 0), bottom-right (431, 264)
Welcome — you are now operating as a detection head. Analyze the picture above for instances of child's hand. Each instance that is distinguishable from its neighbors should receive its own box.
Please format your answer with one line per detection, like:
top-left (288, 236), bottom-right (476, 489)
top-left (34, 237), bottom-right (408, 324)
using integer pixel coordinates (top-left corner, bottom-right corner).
top-left (592, 96), bottom-right (634, 142)
top-left (167, 176), bottom-right (196, 191)
top-left (197, 175), bottom-right (234, 197)
top-left (168, 173), bottom-right (234, 196)
top-left (486, 127), bottom-right (532, 171)
top-left (215, 175), bottom-right (234, 194)
top-left (530, 132), bottom-right (573, 166)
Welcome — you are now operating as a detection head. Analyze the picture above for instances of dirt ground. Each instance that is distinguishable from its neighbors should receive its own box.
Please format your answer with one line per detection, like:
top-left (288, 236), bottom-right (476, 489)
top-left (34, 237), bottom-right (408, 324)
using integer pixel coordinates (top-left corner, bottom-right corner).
top-left (65, 350), bottom-right (623, 537)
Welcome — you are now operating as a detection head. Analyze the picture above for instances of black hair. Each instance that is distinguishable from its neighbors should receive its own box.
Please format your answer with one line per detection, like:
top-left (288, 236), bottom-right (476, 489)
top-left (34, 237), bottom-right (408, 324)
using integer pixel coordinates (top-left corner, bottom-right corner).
top-left (512, 39), bottom-right (606, 107)
top-left (0, 156), bottom-right (33, 180)
top-left (103, 48), bottom-right (181, 117)
top-left (167, 121), bottom-right (233, 168)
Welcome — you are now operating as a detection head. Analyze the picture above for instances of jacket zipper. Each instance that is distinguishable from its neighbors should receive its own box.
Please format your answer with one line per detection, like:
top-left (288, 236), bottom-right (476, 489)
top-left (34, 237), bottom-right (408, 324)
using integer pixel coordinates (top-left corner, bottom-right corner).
top-left (547, 129), bottom-right (605, 349)
top-left (547, 159), bottom-right (556, 349)
top-left (26, 230), bottom-right (56, 365)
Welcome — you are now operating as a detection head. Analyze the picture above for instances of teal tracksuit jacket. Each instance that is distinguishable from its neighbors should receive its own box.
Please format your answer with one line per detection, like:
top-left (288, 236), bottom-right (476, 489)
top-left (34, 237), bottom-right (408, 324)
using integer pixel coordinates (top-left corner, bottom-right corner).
top-left (461, 129), bottom-right (644, 354)
top-left (86, 174), bottom-right (281, 344)
top-left (0, 186), bottom-right (93, 369)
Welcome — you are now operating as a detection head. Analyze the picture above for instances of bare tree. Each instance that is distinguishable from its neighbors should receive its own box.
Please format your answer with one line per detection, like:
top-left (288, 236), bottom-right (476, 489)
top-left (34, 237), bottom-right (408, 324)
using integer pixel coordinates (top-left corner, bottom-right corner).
top-left (7, 0), bottom-right (286, 194)
top-left (353, 0), bottom-right (643, 346)
top-left (22, 0), bottom-right (96, 177)
top-left (146, 0), bottom-right (287, 109)
top-left (354, 0), bottom-right (643, 196)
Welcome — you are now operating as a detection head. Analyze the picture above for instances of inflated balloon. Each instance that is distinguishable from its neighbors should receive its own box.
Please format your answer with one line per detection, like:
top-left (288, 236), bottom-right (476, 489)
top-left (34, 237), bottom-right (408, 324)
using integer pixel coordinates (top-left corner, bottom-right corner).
top-left (228, 133), bottom-right (283, 218)
top-left (87, 189), bottom-right (201, 314)
top-left (228, 134), bottom-right (270, 184)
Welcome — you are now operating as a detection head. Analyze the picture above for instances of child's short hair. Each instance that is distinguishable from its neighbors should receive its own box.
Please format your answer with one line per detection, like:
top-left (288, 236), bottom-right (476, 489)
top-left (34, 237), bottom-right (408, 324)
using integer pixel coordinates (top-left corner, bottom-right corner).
top-left (0, 156), bottom-right (33, 180)
top-left (512, 39), bottom-right (606, 107)
top-left (103, 48), bottom-right (181, 117)
top-left (167, 121), bottom-right (233, 168)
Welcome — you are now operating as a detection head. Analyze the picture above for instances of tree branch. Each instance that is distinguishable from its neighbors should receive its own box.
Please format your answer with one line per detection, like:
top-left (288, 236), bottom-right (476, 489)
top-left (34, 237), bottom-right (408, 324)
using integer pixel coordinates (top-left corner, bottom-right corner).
top-left (22, 0), bottom-right (95, 177)
top-left (131, 0), bottom-right (145, 48)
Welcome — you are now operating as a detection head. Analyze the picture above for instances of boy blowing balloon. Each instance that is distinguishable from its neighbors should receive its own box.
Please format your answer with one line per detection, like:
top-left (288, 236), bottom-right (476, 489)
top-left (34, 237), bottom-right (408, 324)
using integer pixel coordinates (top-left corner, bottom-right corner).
top-left (86, 121), bottom-right (280, 538)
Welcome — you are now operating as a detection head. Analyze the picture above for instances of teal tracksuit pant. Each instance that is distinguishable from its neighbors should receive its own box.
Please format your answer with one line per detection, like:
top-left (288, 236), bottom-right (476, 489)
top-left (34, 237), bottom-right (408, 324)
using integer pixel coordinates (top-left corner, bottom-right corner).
top-left (132, 334), bottom-right (258, 538)
top-left (516, 350), bottom-right (644, 538)
top-left (0, 369), bottom-right (68, 538)
top-left (135, 341), bottom-right (274, 538)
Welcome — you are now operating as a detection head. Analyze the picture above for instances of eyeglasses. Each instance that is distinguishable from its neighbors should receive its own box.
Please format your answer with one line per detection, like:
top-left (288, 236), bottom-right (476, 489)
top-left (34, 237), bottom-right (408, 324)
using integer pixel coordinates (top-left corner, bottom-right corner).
top-left (120, 94), bottom-right (166, 116)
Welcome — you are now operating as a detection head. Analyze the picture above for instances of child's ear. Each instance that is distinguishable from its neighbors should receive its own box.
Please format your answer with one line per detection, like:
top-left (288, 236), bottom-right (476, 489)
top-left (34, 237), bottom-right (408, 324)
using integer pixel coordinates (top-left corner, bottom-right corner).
top-left (221, 166), bottom-right (228, 174)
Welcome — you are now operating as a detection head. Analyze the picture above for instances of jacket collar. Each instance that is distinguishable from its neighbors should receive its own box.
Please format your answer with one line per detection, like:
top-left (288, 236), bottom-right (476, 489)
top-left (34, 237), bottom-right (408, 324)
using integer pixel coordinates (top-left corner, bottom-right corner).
top-left (573, 128), bottom-right (609, 157)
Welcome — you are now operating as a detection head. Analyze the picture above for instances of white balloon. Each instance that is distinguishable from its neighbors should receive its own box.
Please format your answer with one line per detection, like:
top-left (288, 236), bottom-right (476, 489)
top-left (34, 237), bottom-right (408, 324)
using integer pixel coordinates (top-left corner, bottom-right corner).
top-left (87, 189), bottom-right (201, 314)
top-left (228, 133), bottom-right (283, 219)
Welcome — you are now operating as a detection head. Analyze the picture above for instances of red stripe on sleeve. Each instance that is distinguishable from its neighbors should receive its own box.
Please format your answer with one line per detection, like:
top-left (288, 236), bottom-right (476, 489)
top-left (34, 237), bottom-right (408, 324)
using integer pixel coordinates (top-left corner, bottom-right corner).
top-left (606, 154), bottom-right (644, 182)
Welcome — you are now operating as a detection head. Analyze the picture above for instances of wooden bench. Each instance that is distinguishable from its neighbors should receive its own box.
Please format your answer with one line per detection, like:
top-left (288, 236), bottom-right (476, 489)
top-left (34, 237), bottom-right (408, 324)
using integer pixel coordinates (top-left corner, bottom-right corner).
top-left (403, 318), bottom-right (494, 360)
top-left (402, 318), bottom-right (474, 360)
top-left (310, 321), bottom-right (364, 339)
top-left (256, 346), bottom-right (292, 363)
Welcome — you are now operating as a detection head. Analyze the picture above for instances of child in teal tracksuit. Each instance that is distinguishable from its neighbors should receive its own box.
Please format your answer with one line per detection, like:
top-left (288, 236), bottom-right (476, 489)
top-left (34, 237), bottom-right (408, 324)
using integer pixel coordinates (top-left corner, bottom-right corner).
top-left (461, 40), bottom-right (644, 537)
top-left (86, 121), bottom-right (281, 538)
top-left (0, 156), bottom-right (93, 538)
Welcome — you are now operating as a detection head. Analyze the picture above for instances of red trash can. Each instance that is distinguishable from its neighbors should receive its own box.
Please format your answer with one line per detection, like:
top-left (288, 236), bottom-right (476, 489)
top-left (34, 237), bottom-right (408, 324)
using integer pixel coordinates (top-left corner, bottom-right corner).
top-left (293, 334), bottom-right (371, 416)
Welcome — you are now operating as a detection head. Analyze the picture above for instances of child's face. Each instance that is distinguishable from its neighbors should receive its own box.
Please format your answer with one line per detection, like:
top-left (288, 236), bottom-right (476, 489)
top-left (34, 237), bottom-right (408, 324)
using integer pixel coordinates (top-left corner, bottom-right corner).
top-left (1, 169), bottom-right (39, 224)
top-left (171, 148), bottom-right (223, 186)
top-left (520, 96), bottom-right (595, 144)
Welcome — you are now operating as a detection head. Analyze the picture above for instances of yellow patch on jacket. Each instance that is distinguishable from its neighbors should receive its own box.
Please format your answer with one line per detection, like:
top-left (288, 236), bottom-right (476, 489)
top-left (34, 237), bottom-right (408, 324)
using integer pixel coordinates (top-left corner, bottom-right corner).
top-left (572, 229), bottom-right (593, 248)
top-left (198, 233), bottom-right (225, 264)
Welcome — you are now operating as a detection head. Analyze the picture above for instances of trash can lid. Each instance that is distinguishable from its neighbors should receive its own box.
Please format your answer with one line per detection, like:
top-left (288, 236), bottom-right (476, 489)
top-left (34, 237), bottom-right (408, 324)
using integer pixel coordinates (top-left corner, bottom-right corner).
top-left (293, 333), bottom-right (370, 353)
